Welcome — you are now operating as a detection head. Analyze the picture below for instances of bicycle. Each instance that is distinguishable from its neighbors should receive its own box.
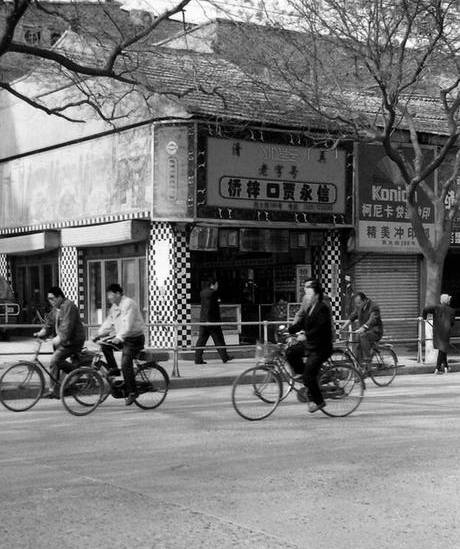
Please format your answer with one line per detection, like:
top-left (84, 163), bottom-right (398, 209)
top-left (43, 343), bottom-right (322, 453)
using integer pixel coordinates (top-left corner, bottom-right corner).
top-left (231, 329), bottom-right (365, 421)
top-left (0, 339), bottom-right (76, 412)
top-left (60, 340), bottom-right (169, 416)
top-left (334, 332), bottom-right (398, 387)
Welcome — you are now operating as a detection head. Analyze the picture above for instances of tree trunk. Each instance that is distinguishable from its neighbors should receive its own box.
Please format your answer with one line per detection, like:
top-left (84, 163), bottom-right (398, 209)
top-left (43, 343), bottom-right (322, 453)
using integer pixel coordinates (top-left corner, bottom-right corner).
top-left (424, 255), bottom-right (444, 307)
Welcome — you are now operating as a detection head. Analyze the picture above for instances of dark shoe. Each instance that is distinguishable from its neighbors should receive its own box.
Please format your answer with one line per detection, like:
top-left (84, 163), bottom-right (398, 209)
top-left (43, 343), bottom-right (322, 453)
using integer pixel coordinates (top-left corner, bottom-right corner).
top-left (195, 360), bottom-right (207, 365)
top-left (125, 393), bottom-right (137, 406)
top-left (308, 401), bottom-right (326, 413)
top-left (108, 368), bottom-right (121, 377)
top-left (223, 355), bottom-right (234, 363)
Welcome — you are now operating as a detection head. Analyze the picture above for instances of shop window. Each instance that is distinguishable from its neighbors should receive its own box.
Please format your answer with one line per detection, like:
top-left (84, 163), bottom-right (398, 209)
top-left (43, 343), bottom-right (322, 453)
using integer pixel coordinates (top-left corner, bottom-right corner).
top-left (87, 257), bottom-right (146, 336)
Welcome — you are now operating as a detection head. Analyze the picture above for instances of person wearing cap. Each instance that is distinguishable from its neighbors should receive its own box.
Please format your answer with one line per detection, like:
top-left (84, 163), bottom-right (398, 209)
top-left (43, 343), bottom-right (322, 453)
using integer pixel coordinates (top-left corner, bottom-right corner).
top-left (423, 294), bottom-right (456, 374)
top-left (341, 292), bottom-right (383, 363)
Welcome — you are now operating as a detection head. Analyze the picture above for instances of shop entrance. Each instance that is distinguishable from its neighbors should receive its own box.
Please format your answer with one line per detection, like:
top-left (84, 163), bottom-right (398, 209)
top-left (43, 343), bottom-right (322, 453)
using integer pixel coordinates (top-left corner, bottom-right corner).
top-left (87, 256), bottom-right (146, 336)
top-left (191, 248), bottom-right (307, 343)
top-left (13, 252), bottom-right (58, 323)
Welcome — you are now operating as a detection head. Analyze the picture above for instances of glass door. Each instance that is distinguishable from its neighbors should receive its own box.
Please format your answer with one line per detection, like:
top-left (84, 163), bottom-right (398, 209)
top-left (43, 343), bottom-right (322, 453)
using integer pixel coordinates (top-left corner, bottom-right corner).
top-left (87, 257), bottom-right (146, 336)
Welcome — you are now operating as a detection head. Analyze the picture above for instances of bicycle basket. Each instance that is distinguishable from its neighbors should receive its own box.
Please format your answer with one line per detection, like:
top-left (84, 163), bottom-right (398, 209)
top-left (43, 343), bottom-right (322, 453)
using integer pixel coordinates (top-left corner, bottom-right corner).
top-left (254, 342), bottom-right (280, 362)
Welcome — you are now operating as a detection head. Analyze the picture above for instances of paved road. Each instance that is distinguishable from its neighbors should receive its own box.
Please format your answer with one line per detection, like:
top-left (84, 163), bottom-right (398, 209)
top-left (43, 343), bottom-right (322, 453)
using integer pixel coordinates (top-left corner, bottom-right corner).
top-left (1, 374), bottom-right (460, 548)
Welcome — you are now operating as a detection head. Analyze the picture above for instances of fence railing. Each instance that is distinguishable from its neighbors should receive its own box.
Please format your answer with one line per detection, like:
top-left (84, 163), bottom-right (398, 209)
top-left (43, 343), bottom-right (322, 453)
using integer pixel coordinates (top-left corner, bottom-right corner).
top-left (0, 316), bottom-right (454, 377)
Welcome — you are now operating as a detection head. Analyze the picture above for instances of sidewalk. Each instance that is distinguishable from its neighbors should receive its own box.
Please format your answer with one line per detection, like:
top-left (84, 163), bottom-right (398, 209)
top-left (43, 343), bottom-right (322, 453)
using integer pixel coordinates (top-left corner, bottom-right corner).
top-left (1, 338), bottom-right (459, 389)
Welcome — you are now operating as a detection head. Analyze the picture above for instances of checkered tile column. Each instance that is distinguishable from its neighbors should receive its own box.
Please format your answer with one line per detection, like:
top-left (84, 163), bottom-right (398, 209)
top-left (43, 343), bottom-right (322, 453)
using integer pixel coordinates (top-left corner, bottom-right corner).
top-left (174, 227), bottom-right (192, 347)
top-left (59, 246), bottom-right (79, 305)
top-left (77, 250), bottom-right (85, 320)
top-left (147, 222), bottom-right (176, 347)
top-left (313, 230), bottom-right (343, 326)
top-left (0, 253), bottom-right (12, 289)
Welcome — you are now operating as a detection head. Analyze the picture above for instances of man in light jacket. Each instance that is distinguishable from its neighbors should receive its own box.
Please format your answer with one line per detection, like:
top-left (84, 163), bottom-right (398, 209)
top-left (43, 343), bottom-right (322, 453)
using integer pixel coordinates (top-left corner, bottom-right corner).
top-left (94, 283), bottom-right (145, 406)
top-left (34, 286), bottom-right (85, 397)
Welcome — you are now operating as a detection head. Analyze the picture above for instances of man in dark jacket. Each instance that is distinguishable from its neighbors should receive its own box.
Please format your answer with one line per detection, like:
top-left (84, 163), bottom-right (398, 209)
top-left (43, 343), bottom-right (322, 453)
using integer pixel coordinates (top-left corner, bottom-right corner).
top-left (34, 286), bottom-right (85, 397)
top-left (423, 294), bottom-right (455, 374)
top-left (194, 279), bottom-right (233, 365)
top-left (341, 292), bottom-right (383, 363)
top-left (286, 279), bottom-right (332, 413)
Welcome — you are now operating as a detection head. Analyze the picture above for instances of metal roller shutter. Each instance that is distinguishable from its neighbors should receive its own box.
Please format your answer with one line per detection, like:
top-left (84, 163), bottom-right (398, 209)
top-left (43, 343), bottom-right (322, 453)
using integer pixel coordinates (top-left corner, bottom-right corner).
top-left (352, 254), bottom-right (420, 343)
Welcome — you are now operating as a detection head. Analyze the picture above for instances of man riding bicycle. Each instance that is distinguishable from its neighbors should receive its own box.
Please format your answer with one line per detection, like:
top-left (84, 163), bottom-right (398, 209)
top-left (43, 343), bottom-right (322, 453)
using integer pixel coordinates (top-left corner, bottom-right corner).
top-left (285, 280), bottom-right (333, 413)
top-left (341, 292), bottom-right (383, 363)
top-left (93, 283), bottom-right (145, 406)
top-left (33, 286), bottom-right (85, 398)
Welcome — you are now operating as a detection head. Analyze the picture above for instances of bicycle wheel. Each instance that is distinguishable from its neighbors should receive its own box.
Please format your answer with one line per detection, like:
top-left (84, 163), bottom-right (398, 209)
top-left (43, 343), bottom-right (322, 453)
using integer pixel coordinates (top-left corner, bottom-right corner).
top-left (258, 361), bottom-right (294, 402)
top-left (60, 368), bottom-right (104, 416)
top-left (232, 365), bottom-right (282, 421)
top-left (368, 348), bottom-right (398, 387)
top-left (319, 362), bottom-right (364, 417)
top-left (134, 363), bottom-right (169, 410)
top-left (0, 361), bottom-right (44, 412)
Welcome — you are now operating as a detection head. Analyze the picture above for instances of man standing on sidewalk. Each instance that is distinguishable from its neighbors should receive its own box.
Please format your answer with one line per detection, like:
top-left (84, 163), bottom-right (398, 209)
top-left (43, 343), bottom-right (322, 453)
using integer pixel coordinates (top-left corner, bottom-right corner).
top-left (34, 286), bottom-right (85, 398)
top-left (195, 279), bottom-right (233, 365)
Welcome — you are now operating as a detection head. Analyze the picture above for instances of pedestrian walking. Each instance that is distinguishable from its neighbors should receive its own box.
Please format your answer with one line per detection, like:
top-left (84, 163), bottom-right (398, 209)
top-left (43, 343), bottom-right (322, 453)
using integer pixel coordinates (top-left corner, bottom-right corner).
top-left (423, 294), bottom-right (456, 374)
top-left (195, 279), bottom-right (233, 364)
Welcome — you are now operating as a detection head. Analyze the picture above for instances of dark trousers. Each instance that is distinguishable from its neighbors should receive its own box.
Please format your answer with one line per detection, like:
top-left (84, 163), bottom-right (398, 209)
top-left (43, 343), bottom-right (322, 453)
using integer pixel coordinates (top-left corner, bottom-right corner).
top-left (286, 343), bottom-right (327, 406)
top-left (195, 326), bottom-right (229, 363)
top-left (437, 350), bottom-right (448, 370)
top-left (357, 330), bottom-right (381, 362)
top-left (101, 335), bottom-right (144, 395)
top-left (49, 344), bottom-right (82, 392)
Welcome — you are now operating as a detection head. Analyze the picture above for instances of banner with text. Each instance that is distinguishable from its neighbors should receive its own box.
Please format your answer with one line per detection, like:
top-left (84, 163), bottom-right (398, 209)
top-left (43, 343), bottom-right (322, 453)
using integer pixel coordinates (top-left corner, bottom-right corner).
top-left (357, 144), bottom-right (435, 253)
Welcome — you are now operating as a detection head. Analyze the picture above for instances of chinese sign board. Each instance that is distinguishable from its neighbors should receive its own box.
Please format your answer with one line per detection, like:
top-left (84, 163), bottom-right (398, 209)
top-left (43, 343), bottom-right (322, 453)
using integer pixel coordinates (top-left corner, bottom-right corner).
top-left (356, 144), bottom-right (435, 253)
top-left (201, 136), bottom-right (349, 224)
top-left (153, 125), bottom-right (194, 219)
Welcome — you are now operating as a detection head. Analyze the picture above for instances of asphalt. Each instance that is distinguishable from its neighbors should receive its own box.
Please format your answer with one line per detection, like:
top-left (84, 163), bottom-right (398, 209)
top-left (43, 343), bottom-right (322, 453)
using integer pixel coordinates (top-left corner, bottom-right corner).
top-left (1, 337), bottom-right (459, 390)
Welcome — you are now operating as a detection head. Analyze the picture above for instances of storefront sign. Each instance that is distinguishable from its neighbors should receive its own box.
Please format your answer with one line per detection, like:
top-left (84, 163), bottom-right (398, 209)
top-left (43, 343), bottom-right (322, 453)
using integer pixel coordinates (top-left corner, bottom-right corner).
top-left (204, 137), bottom-right (347, 219)
top-left (153, 126), bottom-right (193, 219)
top-left (356, 144), bottom-right (435, 253)
top-left (0, 126), bottom-right (152, 229)
top-left (296, 264), bottom-right (312, 302)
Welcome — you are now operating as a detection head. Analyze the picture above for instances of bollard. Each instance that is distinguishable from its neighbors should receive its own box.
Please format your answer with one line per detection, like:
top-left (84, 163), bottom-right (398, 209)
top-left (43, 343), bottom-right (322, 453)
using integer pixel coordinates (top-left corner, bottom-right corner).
top-left (417, 316), bottom-right (423, 363)
top-left (263, 320), bottom-right (268, 343)
top-left (172, 323), bottom-right (181, 378)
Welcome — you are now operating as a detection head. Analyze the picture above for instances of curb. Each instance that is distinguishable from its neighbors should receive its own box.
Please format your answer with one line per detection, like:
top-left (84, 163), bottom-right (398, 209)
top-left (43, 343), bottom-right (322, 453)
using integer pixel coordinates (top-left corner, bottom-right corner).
top-left (167, 362), bottom-right (460, 390)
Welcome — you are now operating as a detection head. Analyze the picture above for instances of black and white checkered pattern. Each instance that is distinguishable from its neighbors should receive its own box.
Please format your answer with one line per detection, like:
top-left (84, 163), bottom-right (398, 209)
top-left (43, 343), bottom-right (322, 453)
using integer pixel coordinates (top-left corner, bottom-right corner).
top-left (147, 222), bottom-right (176, 348)
top-left (0, 253), bottom-right (12, 288)
top-left (313, 230), bottom-right (343, 327)
top-left (174, 228), bottom-right (192, 347)
top-left (0, 211), bottom-right (150, 236)
top-left (59, 246), bottom-right (79, 306)
top-left (77, 250), bottom-right (85, 320)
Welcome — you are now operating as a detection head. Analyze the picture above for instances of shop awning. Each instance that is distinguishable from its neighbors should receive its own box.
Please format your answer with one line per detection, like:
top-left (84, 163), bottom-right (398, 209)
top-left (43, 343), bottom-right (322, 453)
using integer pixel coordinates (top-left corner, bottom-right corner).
top-left (0, 231), bottom-right (60, 255)
top-left (61, 220), bottom-right (150, 247)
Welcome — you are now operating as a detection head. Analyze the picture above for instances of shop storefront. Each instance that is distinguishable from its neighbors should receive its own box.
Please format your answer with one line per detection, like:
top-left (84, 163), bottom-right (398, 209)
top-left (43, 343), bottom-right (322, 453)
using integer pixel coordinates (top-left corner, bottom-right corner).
top-left (187, 126), bottom-right (354, 342)
top-left (351, 143), bottom-right (435, 341)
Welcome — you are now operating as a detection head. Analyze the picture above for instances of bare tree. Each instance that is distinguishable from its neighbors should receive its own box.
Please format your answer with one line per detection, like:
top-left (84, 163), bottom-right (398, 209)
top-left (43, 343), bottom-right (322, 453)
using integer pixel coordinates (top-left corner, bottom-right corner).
top-left (0, 0), bottom-right (195, 121)
top-left (216, 0), bottom-right (460, 305)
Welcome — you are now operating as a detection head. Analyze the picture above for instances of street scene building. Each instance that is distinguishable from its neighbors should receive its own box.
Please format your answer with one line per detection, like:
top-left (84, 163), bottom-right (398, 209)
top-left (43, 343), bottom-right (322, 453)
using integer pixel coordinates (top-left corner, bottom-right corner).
top-left (0, 11), bottom-right (457, 348)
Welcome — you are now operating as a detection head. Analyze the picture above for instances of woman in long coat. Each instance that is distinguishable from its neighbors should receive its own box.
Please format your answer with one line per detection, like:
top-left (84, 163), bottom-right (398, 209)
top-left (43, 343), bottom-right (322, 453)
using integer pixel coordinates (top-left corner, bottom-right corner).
top-left (423, 294), bottom-right (456, 374)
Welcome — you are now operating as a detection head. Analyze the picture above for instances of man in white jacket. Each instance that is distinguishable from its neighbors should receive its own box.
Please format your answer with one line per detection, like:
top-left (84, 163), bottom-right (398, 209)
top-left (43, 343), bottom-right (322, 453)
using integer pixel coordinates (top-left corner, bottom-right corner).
top-left (94, 283), bottom-right (145, 406)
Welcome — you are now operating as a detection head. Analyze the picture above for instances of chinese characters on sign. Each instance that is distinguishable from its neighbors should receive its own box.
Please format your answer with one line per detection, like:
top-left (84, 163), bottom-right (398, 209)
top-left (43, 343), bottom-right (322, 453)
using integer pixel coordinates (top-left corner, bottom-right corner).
top-left (220, 177), bottom-right (336, 212)
top-left (357, 144), bottom-right (435, 253)
top-left (205, 137), bottom-right (346, 217)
